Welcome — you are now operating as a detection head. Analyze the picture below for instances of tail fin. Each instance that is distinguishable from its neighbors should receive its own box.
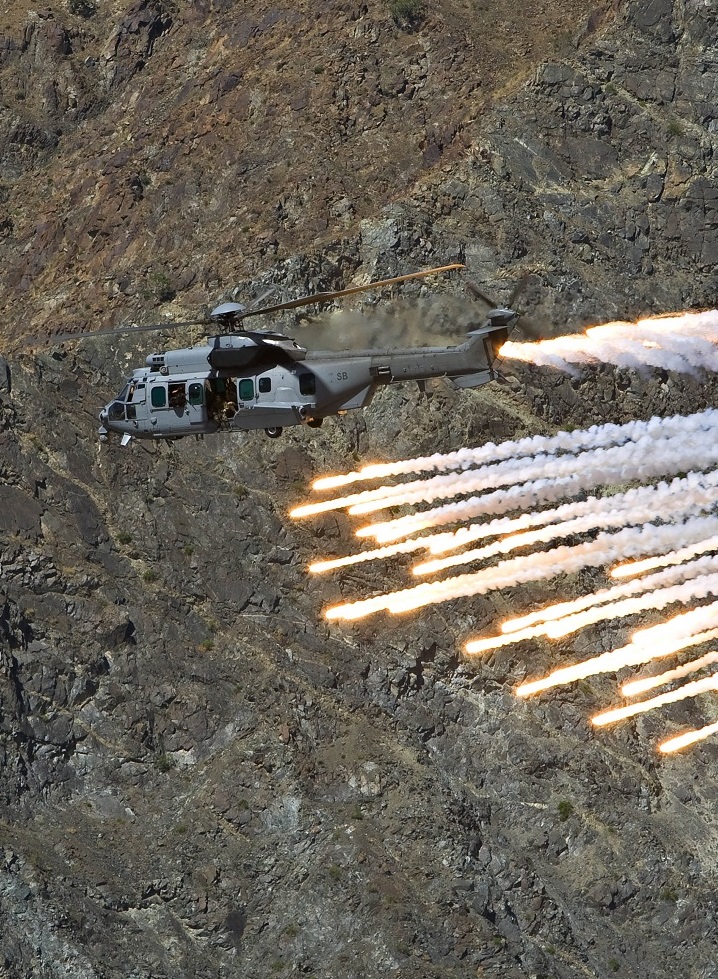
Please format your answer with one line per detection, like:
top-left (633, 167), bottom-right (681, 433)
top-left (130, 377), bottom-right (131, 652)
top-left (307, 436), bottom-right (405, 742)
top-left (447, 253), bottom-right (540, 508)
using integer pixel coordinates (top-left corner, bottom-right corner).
top-left (466, 307), bottom-right (517, 366)
top-left (452, 308), bottom-right (517, 390)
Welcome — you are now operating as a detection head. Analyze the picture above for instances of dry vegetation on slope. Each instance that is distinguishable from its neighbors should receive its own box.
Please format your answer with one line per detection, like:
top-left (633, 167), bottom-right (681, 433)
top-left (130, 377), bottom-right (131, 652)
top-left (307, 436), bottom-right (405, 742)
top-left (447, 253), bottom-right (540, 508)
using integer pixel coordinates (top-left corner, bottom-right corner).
top-left (1, 1), bottom-right (718, 977)
top-left (1, 0), bottom-right (613, 344)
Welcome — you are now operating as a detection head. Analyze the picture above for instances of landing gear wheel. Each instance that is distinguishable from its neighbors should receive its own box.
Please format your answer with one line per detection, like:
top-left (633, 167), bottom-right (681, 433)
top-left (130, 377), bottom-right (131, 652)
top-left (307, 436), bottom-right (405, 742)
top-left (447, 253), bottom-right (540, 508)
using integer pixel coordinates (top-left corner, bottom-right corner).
top-left (265, 426), bottom-right (283, 438)
top-left (307, 418), bottom-right (324, 429)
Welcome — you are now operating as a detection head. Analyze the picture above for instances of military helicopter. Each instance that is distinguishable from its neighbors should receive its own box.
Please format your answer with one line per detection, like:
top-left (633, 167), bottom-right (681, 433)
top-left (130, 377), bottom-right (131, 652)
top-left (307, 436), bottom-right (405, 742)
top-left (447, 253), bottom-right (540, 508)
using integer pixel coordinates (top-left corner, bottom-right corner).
top-left (81, 263), bottom-right (517, 445)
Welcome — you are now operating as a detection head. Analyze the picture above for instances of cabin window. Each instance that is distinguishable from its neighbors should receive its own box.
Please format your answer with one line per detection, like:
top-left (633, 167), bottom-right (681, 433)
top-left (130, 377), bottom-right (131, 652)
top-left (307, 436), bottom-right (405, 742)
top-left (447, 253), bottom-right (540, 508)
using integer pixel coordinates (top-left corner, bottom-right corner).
top-left (188, 382), bottom-right (204, 405)
top-left (258, 377), bottom-right (271, 394)
top-left (151, 386), bottom-right (167, 409)
top-left (299, 372), bottom-right (316, 396)
top-left (238, 379), bottom-right (254, 402)
top-left (168, 383), bottom-right (186, 408)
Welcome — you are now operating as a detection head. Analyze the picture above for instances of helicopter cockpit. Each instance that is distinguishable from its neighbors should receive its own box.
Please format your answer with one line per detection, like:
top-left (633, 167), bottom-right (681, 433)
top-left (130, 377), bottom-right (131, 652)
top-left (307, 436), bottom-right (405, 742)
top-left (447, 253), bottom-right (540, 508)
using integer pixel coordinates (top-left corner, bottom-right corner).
top-left (102, 379), bottom-right (147, 427)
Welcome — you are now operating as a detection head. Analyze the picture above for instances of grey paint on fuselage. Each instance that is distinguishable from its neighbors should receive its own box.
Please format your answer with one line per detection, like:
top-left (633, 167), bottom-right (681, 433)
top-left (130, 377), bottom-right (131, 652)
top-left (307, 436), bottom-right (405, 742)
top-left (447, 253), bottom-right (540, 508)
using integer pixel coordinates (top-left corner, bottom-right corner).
top-left (98, 317), bottom-right (512, 442)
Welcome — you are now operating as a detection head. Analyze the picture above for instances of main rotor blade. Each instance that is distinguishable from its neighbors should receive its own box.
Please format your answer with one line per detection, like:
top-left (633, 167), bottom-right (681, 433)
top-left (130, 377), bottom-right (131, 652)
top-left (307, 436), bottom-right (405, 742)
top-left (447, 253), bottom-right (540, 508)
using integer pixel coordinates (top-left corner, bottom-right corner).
top-left (21, 318), bottom-right (208, 349)
top-left (240, 263), bottom-right (465, 319)
top-left (244, 286), bottom-right (276, 313)
top-left (20, 264), bottom-right (464, 350)
top-left (507, 275), bottom-right (531, 309)
top-left (466, 276), bottom-right (530, 311)
top-left (465, 282), bottom-right (498, 307)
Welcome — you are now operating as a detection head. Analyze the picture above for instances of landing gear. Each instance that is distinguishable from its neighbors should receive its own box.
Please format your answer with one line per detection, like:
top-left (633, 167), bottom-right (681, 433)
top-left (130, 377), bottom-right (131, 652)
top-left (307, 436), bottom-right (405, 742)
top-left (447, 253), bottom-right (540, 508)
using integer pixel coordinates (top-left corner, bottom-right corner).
top-left (306, 418), bottom-right (324, 429)
top-left (265, 426), bottom-right (283, 438)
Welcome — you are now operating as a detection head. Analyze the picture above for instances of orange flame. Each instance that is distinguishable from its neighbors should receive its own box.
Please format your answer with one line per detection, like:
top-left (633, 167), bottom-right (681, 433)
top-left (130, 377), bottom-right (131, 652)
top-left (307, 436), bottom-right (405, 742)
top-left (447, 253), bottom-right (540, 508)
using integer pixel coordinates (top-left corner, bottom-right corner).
top-left (659, 721), bottom-right (718, 753)
top-left (621, 649), bottom-right (718, 697)
top-left (465, 624), bottom-right (550, 656)
top-left (312, 466), bottom-right (386, 492)
top-left (592, 674), bottom-right (718, 726)
top-left (610, 535), bottom-right (718, 579)
top-left (309, 538), bottom-right (427, 574)
top-left (516, 622), bottom-right (718, 698)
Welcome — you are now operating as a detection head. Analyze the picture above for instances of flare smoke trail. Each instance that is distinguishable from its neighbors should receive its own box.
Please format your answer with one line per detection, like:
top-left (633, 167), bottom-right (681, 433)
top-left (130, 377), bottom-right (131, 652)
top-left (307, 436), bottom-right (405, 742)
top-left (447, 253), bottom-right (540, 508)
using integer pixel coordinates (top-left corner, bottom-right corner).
top-left (610, 535), bottom-right (718, 578)
top-left (433, 473), bottom-right (718, 553)
top-left (515, 605), bottom-right (718, 697)
top-left (660, 721), bottom-right (718, 753)
top-left (543, 572), bottom-right (718, 639)
top-left (592, 674), bottom-right (718, 726)
top-left (412, 474), bottom-right (718, 577)
top-left (325, 516), bottom-right (718, 620)
top-left (358, 476), bottom-right (581, 543)
top-left (295, 409), bottom-right (718, 519)
top-left (310, 414), bottom-right (718, 520)
top-left (355, 443), bottom-right (718, 544)
top-left (462, 570), bottom-right (718, 649)
top-left (295, 322), bottom-right (718, 749)
top-left (313, 472), bottom-right (718, 576)
top-left (501, 310), bottom-right (718, 373)
top-left (312, 407), bottom-right (718, 491)
top-left (464, 555), bottom-right (718, 654)
top-left (622, 651), bottom-right (718, 698)
top-left (309, 537), bottom-right (428, 574)
top-left (516, 622), bottom-right (718, 697)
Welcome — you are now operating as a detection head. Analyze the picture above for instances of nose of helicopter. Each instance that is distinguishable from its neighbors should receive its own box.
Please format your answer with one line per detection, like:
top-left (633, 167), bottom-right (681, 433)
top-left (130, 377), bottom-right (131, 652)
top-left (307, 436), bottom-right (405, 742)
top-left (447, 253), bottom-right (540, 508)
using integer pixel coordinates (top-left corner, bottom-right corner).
top-left (98, 407), bottom-right (109, 442)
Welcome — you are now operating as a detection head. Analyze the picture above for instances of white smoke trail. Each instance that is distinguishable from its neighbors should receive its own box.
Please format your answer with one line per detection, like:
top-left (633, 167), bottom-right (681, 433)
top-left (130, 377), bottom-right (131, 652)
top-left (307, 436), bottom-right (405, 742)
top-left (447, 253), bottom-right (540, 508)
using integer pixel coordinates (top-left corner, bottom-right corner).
top-left (515, 614), bottom-right (718, 698)
top-left (630, 602), bottom-right (718, 647)
top-left (610, 535), bottom-right (718, 578)
top-left (588, 310), bottom-right (718, 342)
top-left (308, 538), bottom-right (427, 574)
top-left (362, 459), bottom-right (718, 545)
top-left (621, 651), bottom-right (718, 697)
top-left (355, 432), bottom-right (718, 540)
top-left (359, 476), bottom-right (582, 543)
top-left (413, 476), bottom-right (718, 577)
top-left (315, 473), bottom-right (718, 576)
top-left (524, 603), bottom-right (718, 693)
top-left (297, 409), bottom-right (718, 519)
top-left (464, 555), bottom-right (718, 653)
top-left (660, 721), bottom-right (718, 753)
top-left (502, 310), bottom-right (718, 373)
top-left (466, 570), bottom-right (718, 656)
top-left (544, 572), bottom-right (718, 639)
top-left (311, 407), bottom-right (718, 491)
top-left (326, 516), bottom-right (718, 620)
top-left (425, 473), bottom-right (718, 553)
top-left (347, 421), bottom-right (718, 517)
top-left (592, 674), bottom-right (718, 726)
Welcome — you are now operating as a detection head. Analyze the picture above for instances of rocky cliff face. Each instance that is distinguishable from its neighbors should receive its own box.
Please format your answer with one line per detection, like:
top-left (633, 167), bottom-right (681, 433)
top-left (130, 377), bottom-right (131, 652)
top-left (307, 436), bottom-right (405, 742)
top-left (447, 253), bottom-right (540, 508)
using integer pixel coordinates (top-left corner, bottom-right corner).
top-left (1, 1), bottom-right (718, 977)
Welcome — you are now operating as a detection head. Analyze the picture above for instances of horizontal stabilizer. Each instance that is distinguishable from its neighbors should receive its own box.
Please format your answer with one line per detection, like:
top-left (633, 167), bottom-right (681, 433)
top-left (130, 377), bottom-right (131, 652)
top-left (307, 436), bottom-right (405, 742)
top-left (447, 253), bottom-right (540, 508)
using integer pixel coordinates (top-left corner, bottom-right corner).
top-left (451, 370), bottom-right (493, 390)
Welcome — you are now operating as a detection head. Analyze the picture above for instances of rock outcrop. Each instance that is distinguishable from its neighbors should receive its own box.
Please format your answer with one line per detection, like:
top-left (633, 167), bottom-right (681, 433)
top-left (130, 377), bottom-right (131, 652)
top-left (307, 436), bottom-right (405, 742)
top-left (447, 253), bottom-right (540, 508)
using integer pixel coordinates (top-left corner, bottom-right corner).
top-left (0, 1), bottom-right (717, 977)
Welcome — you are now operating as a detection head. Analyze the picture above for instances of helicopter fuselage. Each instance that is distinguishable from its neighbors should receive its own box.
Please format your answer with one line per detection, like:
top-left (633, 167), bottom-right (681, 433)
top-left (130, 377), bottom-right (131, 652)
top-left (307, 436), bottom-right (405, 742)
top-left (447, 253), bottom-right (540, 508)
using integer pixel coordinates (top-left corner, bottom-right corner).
top-left (98, 313), bottom-right (515, 443)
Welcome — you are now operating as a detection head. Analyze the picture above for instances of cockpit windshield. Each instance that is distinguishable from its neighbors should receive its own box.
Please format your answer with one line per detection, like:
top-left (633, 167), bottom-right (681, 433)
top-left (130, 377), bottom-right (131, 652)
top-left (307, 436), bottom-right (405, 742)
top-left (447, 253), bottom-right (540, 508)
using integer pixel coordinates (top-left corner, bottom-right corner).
top-left (117, 383), bottom-right (131, 402)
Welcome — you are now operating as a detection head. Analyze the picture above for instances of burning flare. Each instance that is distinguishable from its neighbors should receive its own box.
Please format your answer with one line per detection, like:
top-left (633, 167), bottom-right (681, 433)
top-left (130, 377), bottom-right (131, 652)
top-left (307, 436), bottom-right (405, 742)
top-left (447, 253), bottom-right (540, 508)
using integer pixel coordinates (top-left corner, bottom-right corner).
top-left (515, 618), bottom-right (718, 697)
top-left (659, 721), bottom-right (718, 753)
top-left (621, 651), bottom-right (718, 697)
top-left (592, 674), bottom-right (718, 726)
top-left (295, 336), bottom-right (718, 750)
top-left (501, 310), bottom-right (718, 373)
top-left (610, 534), bottom-right (718, 578)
